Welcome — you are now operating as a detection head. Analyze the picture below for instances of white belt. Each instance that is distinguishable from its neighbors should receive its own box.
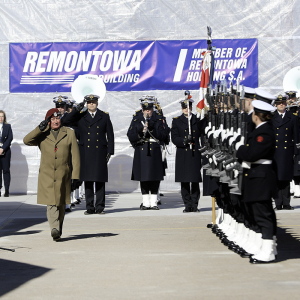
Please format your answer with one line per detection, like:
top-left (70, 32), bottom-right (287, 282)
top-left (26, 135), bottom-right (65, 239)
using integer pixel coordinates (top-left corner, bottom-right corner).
top-left (242, 159), bottom-right (272, 169)
top-left (252, 159), bottom-right (272, 165)
top-left (145, 138), bottom-right (156, 143)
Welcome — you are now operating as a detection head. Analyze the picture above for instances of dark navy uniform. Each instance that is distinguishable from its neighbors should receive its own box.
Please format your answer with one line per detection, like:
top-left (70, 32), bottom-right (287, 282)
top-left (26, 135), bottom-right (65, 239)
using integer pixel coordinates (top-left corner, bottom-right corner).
top-left (272, 110), bottom-right (299, 208)
top-left (0, 122), bottom-right (13, 196)
top-left (127, 112), bottom-right (168, 182)
top-left (236, 121), bottom-right (277, 240)
top-left (62, 97), bottom-right (114, 214)
top-left (171, 110), bottom-right (206, 212)
top-left (127, 103), bottom-right (169, 209)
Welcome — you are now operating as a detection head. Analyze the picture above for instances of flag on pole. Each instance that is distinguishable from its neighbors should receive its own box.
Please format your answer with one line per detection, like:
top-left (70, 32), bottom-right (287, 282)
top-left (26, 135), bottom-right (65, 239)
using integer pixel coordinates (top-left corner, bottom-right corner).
top-left (196, 50), bottom-right (214, 115)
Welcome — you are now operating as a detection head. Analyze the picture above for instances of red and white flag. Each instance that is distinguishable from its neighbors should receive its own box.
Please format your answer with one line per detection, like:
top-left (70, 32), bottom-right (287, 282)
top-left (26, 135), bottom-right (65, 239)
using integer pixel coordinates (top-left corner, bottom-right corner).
top-left (197, 50), bottom-right (212, 115)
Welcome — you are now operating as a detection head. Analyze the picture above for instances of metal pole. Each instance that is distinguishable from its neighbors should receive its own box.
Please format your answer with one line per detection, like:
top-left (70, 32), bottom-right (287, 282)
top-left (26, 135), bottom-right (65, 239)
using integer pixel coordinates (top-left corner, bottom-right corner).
top-left (212, 197), bottom-right (216, 225)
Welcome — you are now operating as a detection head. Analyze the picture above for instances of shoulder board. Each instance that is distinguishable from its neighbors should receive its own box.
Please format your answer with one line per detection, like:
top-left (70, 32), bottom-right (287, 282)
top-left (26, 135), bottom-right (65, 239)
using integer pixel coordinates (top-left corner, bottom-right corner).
top-left (66, 127), bottom-right (74, 131)
top-left (136, 110), bottom-right (140, 112)
top-left (103, 111), bottom-right (109, 114)
top-left (133, 113), bottom-right (136, 116)
top-left (134, 119), bottom-right (137, 121)
top-left (293, 112), bottom-right (298, 116)
top-left (173, 116), bottom-right (179, 119)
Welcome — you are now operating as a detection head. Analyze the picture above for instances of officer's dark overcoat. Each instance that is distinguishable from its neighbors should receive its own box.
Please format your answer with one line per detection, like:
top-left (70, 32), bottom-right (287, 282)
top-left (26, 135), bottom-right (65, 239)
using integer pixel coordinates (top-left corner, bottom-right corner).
top-left (236, 122), bottom-right (277, 202)
top-left (272, 111), bottom-right (299, 181)
top-left (127, 112), bottom-right (168, 181)
top-left (63, 108), bottom-right (114, 182)
top-left (171, 114), bottom-right (206, 183)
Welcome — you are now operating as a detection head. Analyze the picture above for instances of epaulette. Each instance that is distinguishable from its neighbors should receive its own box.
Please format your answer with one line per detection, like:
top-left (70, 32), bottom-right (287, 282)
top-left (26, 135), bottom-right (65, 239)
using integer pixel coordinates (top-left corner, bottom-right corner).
top-left (173, 116), bottom-right (179, 119)
top-left (293, 113), bottom-right (298, 116)
top-left (66, 127), bottom-right (74, 130)
top-left (133, 113), bottom-right (136, 116)
top-left (136, 110), bottom-right (140, 112)
top-left (103, 111), bottom-right (109, 114)
top-left (134, 119), bottom-right (137, 121)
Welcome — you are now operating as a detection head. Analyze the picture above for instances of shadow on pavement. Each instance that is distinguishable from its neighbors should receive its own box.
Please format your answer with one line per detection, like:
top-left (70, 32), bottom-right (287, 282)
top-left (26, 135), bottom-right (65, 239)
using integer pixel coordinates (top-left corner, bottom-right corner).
top-left (0, 259), bottom-right (51, 297)
top-left (0, 216), bottom-right (46, 239)
top-left (276, 226), bottom-right (300, 262)
top-left (60, 232), bottom-right (118, 242)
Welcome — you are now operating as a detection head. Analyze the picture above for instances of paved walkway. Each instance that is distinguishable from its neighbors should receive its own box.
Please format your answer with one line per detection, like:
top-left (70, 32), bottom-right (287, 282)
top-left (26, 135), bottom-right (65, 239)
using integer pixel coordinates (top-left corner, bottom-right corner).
top-left (0, 193), bottom-right (300, 299)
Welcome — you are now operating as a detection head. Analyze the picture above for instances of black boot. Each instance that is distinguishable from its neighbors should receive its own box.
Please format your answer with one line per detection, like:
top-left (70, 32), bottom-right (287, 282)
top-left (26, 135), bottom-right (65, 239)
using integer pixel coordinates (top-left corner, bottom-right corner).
top-left (4, 190), bottom-right (9, 197)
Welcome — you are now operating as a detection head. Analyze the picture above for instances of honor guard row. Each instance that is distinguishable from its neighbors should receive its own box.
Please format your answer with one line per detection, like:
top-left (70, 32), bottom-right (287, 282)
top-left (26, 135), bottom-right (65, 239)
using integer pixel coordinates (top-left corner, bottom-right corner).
top-left (201, 81), bottom-right (300, 264)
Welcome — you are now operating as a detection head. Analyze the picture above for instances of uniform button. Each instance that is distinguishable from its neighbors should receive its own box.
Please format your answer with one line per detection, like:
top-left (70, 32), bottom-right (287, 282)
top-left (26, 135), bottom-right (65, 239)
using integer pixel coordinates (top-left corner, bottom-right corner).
top-left (193, 149), bottom-right (195, 151)
top-left (54, 169), bottom-right (57, 171)
top-left (88, 132), bottom-right (90, 135)
top-left (276, 140), bottom-right (278, 142)
top-left (276, 146), bottom-right (278, 148)
top-left (97, 133), bottom-right (99, 135)
top-left (185, 149), bottom-right (187, 151)
top-left (284, 147), bottom-right (287, 149)
top-left (245, 174), bottom-right (248, 177)
top-left (193, 130), bottom-right (195, 132)
top-left (54, 180), bottom-right (56, 182)
top-left (285, 134), bottom-right (287, 136)
top-left (97, 140), bottom-right (99, 141)
top-left (286, 128), bottom-right (288, 130)
top-left (277, 128), bottom-right (279, 129)
top-left (88, 139), bottom-right (90, 141)
top-left (97, 126), bottom-right (99, 128)
top-left (285, 141), bottom-right (287, 143)
top-left (88, 126), bottom-right (90, 128)
top-left (142, 148), bottom-right (143, 150)
top-left (87, 146), bottom-right (90, 148)
top-left (150, 148), bottom-right (152, 150)
top-left (55, 157), bottom-right (57, 159)
top-left (96, 146), bottom-right (98, 148)
top-left (276, 134), bottom-right (278, 136)
top-left (185, 136), bottom-right (186, 138)
top-left (246, 144), bottom-right (249, 146)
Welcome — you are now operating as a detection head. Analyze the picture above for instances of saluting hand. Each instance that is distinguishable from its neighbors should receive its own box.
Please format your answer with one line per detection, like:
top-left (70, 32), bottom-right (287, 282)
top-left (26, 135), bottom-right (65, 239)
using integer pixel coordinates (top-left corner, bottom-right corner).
top-left (76, 100), bottom-right (86, 112)
top-left (39, 116), bottom-right (51, 131)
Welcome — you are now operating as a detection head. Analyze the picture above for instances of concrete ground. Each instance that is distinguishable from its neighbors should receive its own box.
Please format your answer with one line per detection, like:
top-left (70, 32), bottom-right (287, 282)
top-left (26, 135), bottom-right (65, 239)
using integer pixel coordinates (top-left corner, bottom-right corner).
top-left (0, 192), bottom-right (300, 300)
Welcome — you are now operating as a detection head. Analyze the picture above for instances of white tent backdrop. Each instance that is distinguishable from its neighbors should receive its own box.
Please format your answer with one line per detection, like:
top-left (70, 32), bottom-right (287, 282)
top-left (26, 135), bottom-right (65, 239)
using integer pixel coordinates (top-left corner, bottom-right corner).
top-left (0, 0), bottom-right (300, 193)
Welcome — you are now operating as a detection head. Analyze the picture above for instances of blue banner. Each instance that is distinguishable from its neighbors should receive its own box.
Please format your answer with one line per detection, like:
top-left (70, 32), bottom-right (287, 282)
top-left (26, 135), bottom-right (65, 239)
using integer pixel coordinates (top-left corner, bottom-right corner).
top-left (9, 39), bottom-right (258, 93)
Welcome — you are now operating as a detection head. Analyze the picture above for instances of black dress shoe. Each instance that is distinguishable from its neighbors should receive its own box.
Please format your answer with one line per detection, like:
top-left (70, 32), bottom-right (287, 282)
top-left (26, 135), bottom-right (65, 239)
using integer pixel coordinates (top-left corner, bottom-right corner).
top-left (282, 205), bottom-right (294, 210)
top-left (192, 208), bottom-right (200, 212)
top-left (207, 224), bottom-right (213, 228)
top-left (183, 209), bottom-right (191, 213)
top-left (65, 208), bottom-right (72, 212)
top-left (95, 210), bottom-right (105, 214)
top-left (84, 209), bottom-right (95, 215)
top-left (240, 251), bottom-right (253, 258)
top-left (159, 193), bottom-right (164, 196)
top-left (294, 195), bottom-right (300, 198)
top-left (249, 257), bottom-right (275, 264)
top-left (151, 206), bottom-right (160, 210)
top-left (157, 200), bottom-right (162, 205)
top-left (70, 203), bottom-right (76, 207)
top-left (51, 228), bottom-right (61, 241)
top-left (274, 205), bottom-right (282, 210)
top-left (140, 204), bottom-right (149, 210)
top-left (4, 190), bottom-right (9, 197)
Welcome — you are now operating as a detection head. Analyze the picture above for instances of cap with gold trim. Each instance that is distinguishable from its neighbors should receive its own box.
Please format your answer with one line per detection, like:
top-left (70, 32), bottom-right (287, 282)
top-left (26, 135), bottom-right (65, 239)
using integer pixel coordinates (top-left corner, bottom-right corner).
top-left (84, 94), bottom-right (100, 102)
top-left (274, 94), bottom-right (288, 103)
top-left (53, 95), bottom-right (68, 107)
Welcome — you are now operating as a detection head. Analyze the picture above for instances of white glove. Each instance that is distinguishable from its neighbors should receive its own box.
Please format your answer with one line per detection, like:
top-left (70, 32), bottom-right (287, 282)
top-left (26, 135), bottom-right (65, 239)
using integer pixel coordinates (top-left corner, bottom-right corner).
top-left (235, 136), bottom-right (245, 151)
top-left (212, 155), bottom-right (217, 166)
